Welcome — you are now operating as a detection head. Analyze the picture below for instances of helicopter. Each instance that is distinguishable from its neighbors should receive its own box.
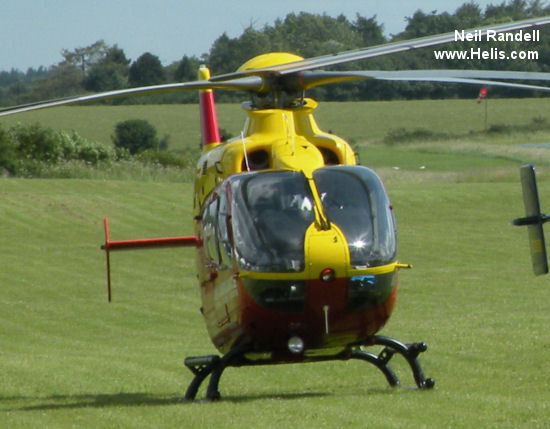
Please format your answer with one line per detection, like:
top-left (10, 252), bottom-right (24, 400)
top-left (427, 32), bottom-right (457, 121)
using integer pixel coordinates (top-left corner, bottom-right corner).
top-left (4, 15), bottom-right (550, 401)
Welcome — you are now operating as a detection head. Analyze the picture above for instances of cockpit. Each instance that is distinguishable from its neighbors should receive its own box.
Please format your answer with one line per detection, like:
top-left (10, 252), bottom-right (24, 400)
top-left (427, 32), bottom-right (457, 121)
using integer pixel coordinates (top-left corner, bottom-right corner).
top-left (227, 166), bottom-right (396, 272)
top-left (231, 170), bottom-right (314, 272)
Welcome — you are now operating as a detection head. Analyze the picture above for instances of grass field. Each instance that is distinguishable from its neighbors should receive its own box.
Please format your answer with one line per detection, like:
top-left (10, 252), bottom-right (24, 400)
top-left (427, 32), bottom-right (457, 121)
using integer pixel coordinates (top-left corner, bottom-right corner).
top-left (4, 98), bottom-right (550, 149)
top-left (3, 98), bottom-right (550, 427)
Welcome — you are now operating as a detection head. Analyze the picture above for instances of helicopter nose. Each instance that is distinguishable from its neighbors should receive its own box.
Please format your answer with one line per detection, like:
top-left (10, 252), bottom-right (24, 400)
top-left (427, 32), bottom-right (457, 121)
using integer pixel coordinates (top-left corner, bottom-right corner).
top-left (303, 271), bottom-right (397, 346)
top-left (305, 223), bottom-right (349, 280)
top-left (320, 268), bottom-right (336, 282)
top-left (288, 336), bottom-right (305, 354)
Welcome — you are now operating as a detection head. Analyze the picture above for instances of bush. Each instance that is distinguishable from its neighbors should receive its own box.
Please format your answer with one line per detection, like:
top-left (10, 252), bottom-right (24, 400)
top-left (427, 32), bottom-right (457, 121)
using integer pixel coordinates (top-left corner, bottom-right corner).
top-left (0, 122), bottom-right (194, 180)
top-left (56, 130), bottom-right (118, 164)
top-left (0, 122), bottom-right (119, 177)
top-left (10, 122), bottom-right (63, 162)
top-left (137, 145), bottom-right (199, 168)
top-left (112, 119), bottom-right (168, 155)
top-left (384, 127), bottom-right (449, 144)
top-left (0, 127), bottom-right (17, 175)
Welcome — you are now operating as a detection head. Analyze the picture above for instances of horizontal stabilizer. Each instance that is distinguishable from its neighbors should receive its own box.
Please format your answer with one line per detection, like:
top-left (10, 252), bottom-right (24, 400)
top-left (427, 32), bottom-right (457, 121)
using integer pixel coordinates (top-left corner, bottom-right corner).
top-left (102, 235), bottom-right (198, 251)
top-left (101, 218), bottom-right (198, 301)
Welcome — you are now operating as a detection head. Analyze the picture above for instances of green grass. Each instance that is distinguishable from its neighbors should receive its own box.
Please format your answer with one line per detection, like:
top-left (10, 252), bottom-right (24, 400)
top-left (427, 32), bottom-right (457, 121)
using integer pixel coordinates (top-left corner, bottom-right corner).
top-left (3, 98), bottom-right (550, 427)
top-left (2, 173), bottom-right (550, 427)
top-left (0, 104), bottom-right (243, 150)
top-left (4, 98), bottom-right (550, 183)
top-left (3, 98), bottom-right (550, 149)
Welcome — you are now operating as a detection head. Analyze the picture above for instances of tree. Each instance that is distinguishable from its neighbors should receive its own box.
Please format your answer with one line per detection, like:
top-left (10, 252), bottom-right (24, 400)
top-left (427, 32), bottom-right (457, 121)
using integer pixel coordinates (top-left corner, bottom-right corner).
top-left (353, 15), bottom-right (386, 46)
top-left (103, 45), bottom-right (131, 66)
top-left (174, 55), bottom-right (201, 81)
top-left (29, 63), bottom-right (83, 100)
top-left (84, 63), bottom-right (126, 92)
top-left (266, 12), bottom-right (360, 58)
top-left (208, 33), bottom-right (243, 74)
top-left (61, 40), bottom-right (109, 75)
top-left (83, 45), bottom-right (130, 91)
top-left (485, 0), bottom-right (529, 21)
top-left (112, 119), bottom-right (166, 154)
top-left (454, 2), bottom-right (483, 28)
top-left (128, 53), bottom-right (165, 87)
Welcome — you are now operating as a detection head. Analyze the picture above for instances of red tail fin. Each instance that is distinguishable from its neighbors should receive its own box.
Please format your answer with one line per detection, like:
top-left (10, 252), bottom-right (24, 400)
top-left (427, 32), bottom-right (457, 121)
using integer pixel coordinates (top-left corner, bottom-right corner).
top-left (198, 66), bottom-right (220, 148)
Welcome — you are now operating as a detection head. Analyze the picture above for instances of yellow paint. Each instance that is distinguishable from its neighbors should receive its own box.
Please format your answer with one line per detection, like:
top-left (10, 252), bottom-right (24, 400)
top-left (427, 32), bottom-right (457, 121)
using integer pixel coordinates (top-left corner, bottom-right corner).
top-left (198, 65), bottom-right (212, 91)
top-left (193, 96), bottom-right (356, 214)
top-left (532, 238), bottom-right (543, 253)
top-left (238, 261), bottom-right (402, 281)
top-left (194, 53), bottom-right (384, 284)
top-left (293, 99), bottom-right (355, 165)
top-left (305, 222), bottom-right (349, 278)
top-left (305, 174), bottom-right (330, 230)
top-left (238, 52), bottom-right (304, 72)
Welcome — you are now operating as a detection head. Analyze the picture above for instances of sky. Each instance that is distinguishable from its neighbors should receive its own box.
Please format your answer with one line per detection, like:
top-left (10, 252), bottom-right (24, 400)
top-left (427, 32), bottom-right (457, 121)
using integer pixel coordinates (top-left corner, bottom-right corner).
top-left (1, 0), bottom-right (499, 71)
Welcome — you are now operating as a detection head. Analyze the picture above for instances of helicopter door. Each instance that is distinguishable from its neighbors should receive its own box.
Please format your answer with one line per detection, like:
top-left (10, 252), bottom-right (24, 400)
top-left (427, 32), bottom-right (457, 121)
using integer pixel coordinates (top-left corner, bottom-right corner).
top-left (202, 195), bottom-right (221, 267)
top-left (217, 191), bottom-right (233, 269)
top-left (201, 190), bottom-right (233, 270)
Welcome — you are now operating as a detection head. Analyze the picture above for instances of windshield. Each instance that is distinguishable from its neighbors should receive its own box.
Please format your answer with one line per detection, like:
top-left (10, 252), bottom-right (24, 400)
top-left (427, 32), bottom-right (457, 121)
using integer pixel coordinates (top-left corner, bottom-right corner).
top-left (313, 166), bottom-right (396, 267)
top-left (230, 166), bottom-right (396, 272)
top-left (231, 171), bottom-right (314, 272)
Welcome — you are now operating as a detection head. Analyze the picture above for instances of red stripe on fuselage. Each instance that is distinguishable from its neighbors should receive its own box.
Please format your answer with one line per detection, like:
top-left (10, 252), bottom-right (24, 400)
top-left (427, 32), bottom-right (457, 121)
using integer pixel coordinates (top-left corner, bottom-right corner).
top-left (237, 276), bottom-right (397, 353)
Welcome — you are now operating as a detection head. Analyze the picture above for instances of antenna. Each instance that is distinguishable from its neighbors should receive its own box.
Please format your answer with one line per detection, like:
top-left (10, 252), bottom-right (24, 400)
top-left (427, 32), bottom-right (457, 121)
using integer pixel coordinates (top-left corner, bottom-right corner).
top-left (283, 113), bottom-right (295, 156)
top-left (241, 131), bottom-right (250, 171)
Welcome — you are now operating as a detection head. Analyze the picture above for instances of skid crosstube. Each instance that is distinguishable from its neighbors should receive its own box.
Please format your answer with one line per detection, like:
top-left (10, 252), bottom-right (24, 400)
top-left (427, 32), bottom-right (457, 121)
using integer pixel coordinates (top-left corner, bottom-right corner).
top-left (183, 335), bottom-right (434, 401)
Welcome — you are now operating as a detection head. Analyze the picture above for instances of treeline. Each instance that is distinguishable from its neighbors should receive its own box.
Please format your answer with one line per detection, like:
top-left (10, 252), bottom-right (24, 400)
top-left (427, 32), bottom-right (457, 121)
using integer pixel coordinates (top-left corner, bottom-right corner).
top-left (2, 0), bottom-right (550, 104)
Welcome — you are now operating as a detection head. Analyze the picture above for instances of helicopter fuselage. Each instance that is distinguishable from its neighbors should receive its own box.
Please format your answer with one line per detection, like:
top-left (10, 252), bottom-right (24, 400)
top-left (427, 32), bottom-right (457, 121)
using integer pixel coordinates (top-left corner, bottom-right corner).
top-left (193, 96), bottom-right (403, 358)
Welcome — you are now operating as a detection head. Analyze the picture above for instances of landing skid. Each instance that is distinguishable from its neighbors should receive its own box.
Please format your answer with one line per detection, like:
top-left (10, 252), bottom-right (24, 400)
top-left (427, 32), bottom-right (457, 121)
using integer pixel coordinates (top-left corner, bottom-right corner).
top-left (183, 335), bottom-right (434, 401)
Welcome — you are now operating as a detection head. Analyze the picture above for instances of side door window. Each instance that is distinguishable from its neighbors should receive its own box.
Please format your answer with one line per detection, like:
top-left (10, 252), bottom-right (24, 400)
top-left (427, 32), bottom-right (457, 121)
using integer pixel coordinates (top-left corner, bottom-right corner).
top-left (217, 192), bottom-right (233, 268)
top-left (202, 196), bottom-right (220, 265)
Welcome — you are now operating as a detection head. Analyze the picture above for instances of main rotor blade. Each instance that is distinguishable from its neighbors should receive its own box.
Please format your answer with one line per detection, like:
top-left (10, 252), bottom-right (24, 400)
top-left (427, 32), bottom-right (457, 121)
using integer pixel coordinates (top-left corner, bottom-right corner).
top-left (211, 15), bottom-right (550, 81)
top-left (379, 76), bottom-right (550, 92)
top-left (353, 69), bottom-right (550, 81)
top-left (291, 69), bottom-right (550, 92)
top-left (0, 77), bottom-right (263, 117)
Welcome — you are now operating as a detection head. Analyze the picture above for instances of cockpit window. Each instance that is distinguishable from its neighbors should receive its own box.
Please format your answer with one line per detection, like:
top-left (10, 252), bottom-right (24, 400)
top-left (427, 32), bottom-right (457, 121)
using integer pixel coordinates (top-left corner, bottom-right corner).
top-left (231, 171), bottom-right (314, 272)
top-left (229, 166), bottom-right (396, 273)
top-left (313, 166), bottom-right (396, 267)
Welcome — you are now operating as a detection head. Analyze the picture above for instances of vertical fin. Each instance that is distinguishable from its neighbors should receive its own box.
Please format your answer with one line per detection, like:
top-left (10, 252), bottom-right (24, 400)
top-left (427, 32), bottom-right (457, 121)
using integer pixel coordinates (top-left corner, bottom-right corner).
top-left (198, 66), bottom-right (221, 149)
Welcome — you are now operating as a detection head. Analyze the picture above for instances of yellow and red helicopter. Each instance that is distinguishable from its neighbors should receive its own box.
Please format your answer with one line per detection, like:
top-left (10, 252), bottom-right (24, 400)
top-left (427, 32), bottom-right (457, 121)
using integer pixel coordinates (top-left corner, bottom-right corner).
top-left (4, 16), bottom-right (550, 401)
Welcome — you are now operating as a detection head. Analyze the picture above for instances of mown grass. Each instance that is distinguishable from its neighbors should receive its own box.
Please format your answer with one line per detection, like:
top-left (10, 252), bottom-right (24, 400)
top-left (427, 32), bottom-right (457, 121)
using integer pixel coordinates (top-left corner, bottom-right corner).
top-left (3, 98), bottom-right (550, 149)
top-left (4, 97), bottom-right (550, 183)
top-left (2, 174), bottom-right (550, 427)
top-left (3, 98), bottom-right (550, 427)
